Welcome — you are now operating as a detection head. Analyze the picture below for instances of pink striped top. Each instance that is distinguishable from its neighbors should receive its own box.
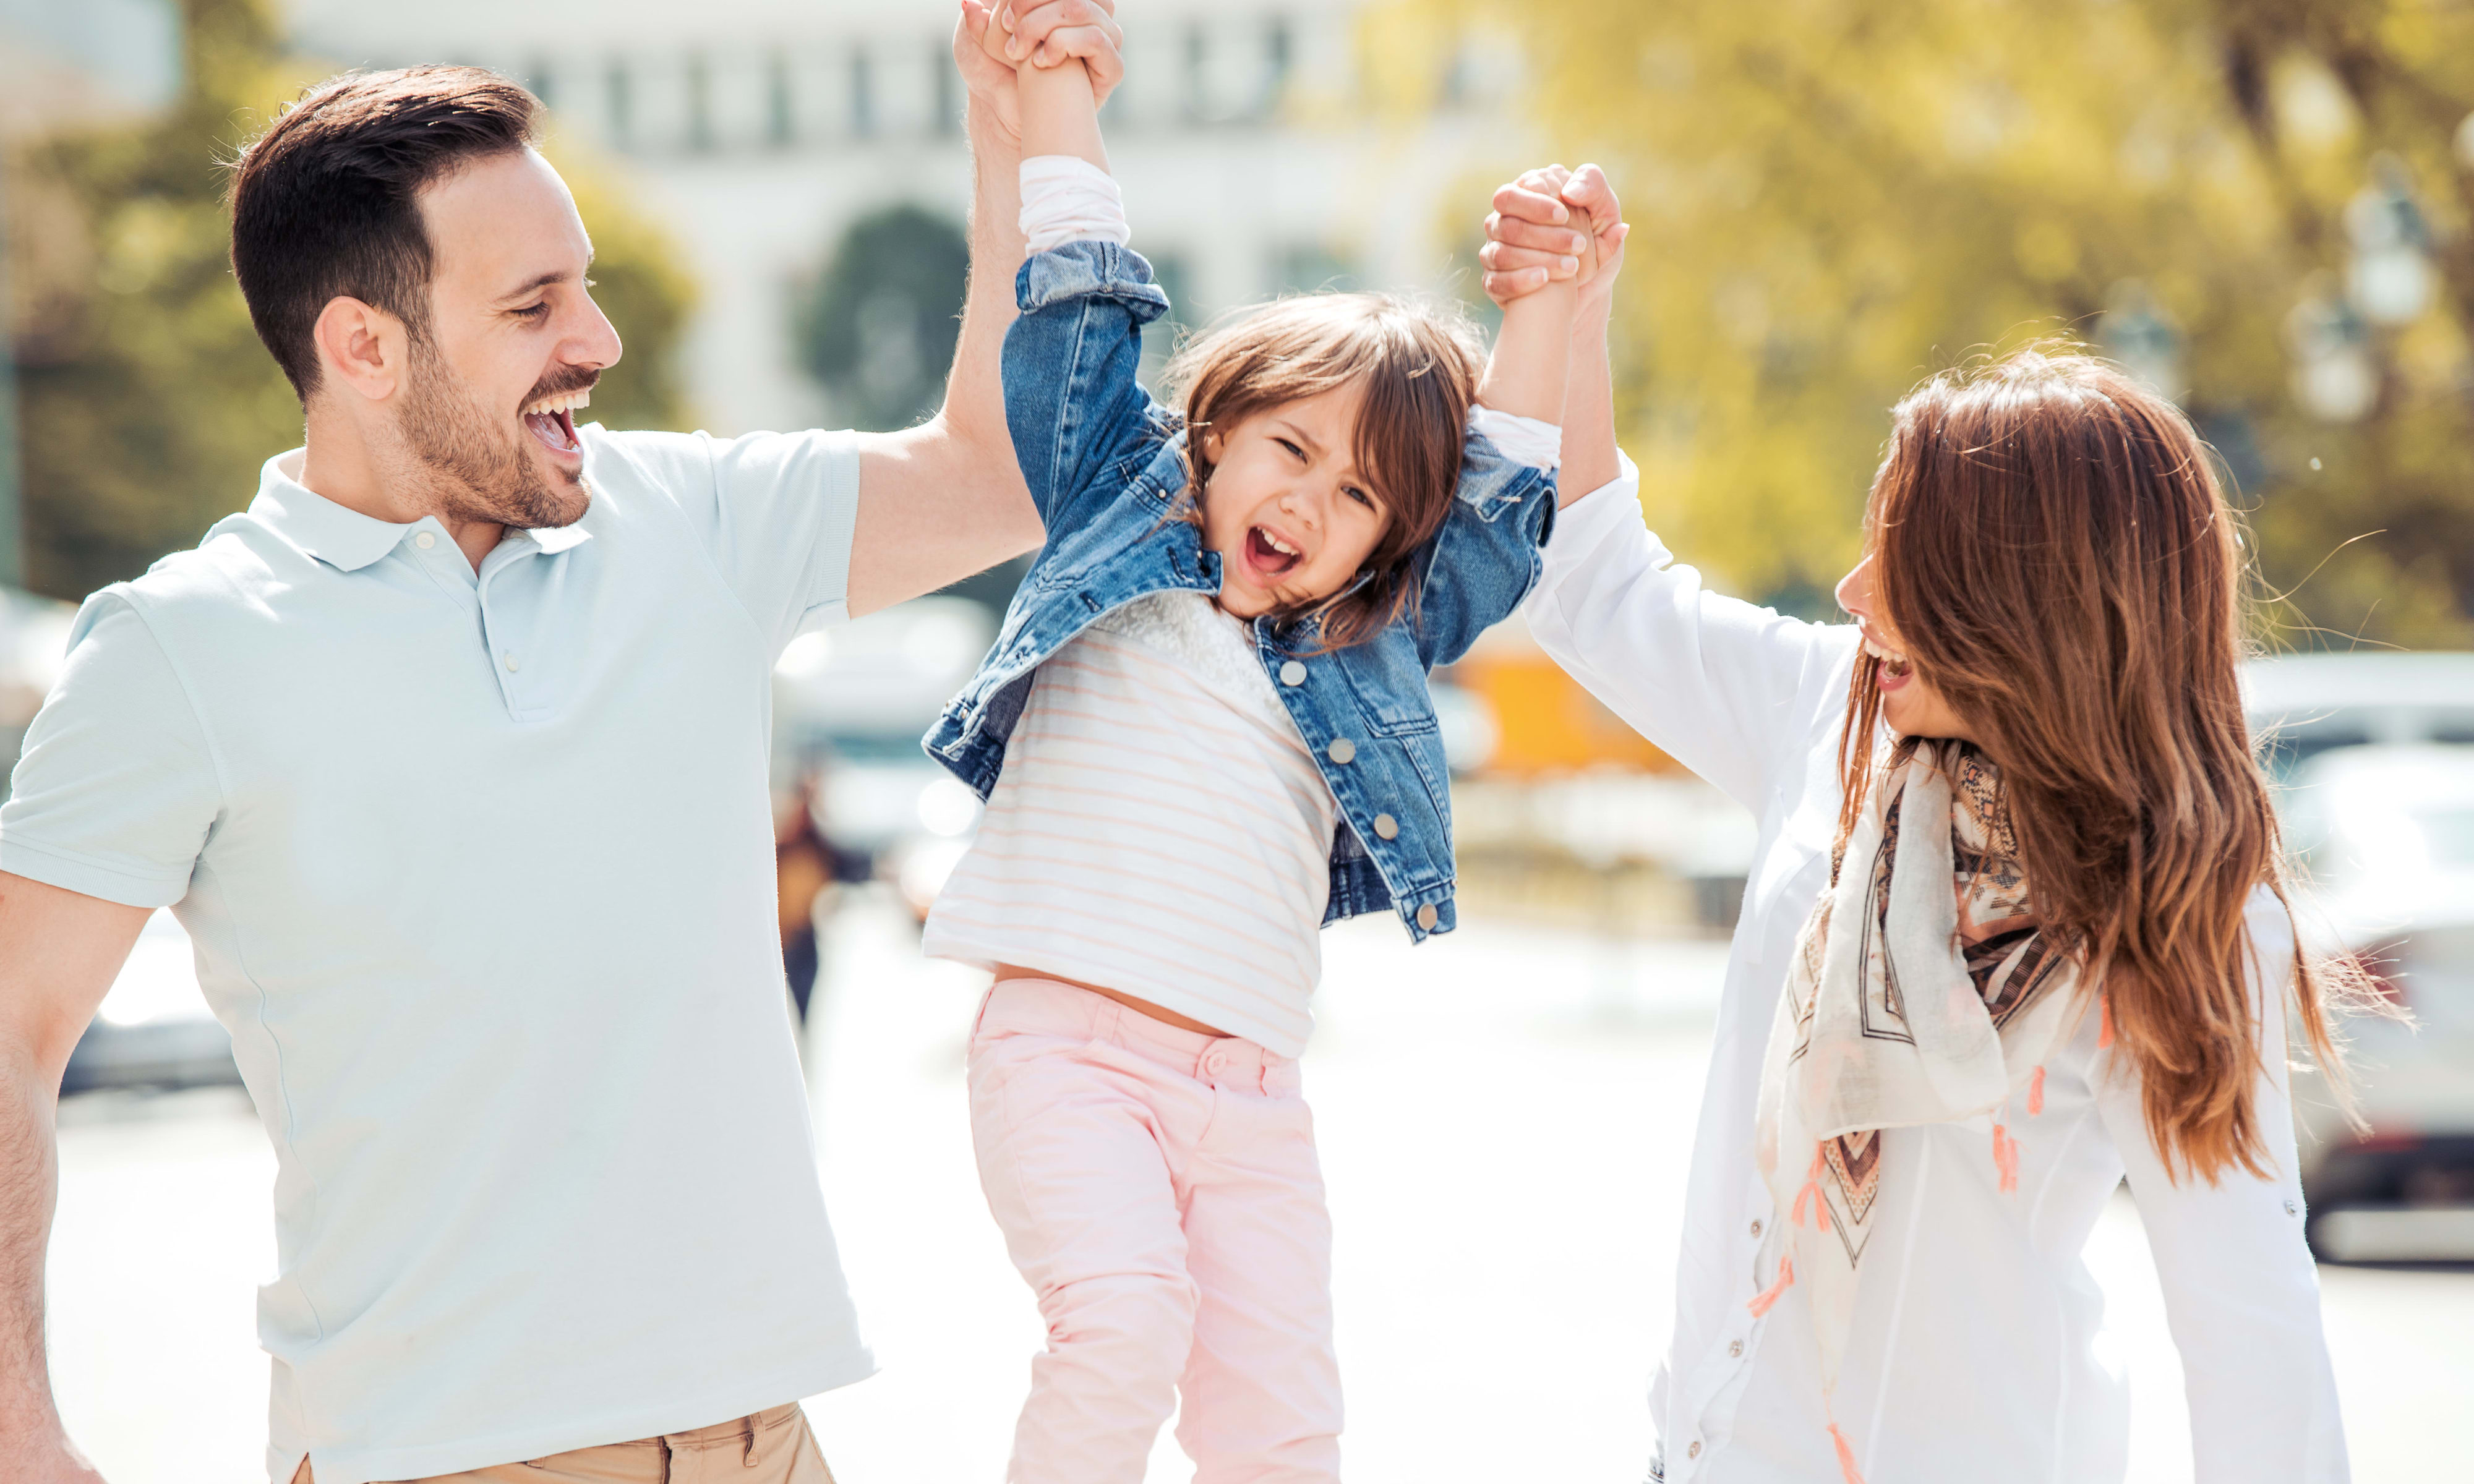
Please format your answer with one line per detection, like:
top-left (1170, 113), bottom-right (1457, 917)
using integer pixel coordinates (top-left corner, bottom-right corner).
top-left (922, 591), bottom-right (1336, 1055)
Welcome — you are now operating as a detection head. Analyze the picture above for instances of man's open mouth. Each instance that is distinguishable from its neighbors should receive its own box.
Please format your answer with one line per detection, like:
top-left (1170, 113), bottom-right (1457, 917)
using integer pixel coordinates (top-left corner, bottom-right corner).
top-left (521, 388), bottom-right (588, 455)
top-left (1246, 524), bottom-right (1303, 579)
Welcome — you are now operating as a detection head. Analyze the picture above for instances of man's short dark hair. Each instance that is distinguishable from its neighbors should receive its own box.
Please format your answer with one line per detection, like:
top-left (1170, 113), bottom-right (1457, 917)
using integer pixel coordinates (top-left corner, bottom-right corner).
top-left (229, 66), bottom-right (542, 401)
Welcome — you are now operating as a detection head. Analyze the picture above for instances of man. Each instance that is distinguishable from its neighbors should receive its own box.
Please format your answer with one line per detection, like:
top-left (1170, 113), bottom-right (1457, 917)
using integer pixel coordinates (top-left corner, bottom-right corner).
top-left (0, 5), bottom-right (1120, 1482)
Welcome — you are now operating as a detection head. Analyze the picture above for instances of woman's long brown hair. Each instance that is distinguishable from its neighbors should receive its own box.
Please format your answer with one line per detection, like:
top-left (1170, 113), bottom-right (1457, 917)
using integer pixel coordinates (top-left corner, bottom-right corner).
top-left (1836, 348), bottom-right (2364, 1183)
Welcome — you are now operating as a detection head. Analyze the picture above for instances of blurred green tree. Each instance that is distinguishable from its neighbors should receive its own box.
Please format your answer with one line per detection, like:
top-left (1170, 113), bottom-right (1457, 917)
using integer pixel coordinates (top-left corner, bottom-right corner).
top-left (794, 203), bottom-right (970, 433)
top-left (1467, 0), bottom-right (2474, 646)
top-left (6, 0), bottom-right (693, 604)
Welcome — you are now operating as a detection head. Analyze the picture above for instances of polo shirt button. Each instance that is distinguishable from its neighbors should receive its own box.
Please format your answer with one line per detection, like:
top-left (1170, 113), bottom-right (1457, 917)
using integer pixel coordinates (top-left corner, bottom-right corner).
top-left (1371, 812), bottom-right (1398, 840)
top-left (1415, 903), bottom-right (1438, 930)
top-left (414, 532), bottom-right (437, 550)
top-left (1278, 660), bottom-right (1307, 686)
top-left (1326, 738), bottom-right (1356, 764)
top-left (504, 652), bottom-right (521, 672)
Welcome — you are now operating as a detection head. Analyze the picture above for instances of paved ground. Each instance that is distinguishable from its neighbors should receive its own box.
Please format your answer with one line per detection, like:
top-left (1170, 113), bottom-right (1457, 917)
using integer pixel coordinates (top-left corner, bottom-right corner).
top-left (49, 897), bottom-right (2474, 1482)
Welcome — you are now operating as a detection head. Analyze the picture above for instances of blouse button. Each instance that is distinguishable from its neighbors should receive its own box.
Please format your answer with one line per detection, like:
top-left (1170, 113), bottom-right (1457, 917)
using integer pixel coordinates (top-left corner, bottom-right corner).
top-left (1749, 1219), bottom-right (1763, 1238)
top-left (1372, 813), bottom-right (1399, 840)
top-left (1729, 1340), bottom-right (1744, 1358)
top-left (1687, 1442), bottom-right (1701, 1460)
top-left (1278, 660), bottom-right (1308, 686)
top-left (2284, 1199), bottom-right (2299, 1216)
top-left (1326, 738), bottom-right (1356, 764)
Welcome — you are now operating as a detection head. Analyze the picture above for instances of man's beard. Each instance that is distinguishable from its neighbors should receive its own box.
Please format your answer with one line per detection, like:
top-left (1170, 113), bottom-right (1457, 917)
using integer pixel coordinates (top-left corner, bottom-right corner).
top-left (396, 333), bottom-right (590, 531)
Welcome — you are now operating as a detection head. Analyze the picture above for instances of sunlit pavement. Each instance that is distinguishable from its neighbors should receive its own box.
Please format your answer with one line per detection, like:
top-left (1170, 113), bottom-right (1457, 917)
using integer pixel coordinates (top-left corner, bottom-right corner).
top-left (50, 895), bottom-right (2474, 1483)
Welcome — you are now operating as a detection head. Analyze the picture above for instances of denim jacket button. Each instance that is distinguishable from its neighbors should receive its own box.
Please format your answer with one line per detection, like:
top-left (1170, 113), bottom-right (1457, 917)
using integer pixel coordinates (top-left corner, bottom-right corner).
top-left (1415, 903), bottom-right (1439, 930)
top-left (1278, 660), bottom-right (1308, 686)
top-left (1372, 812), bottom-right (1398, 840)
top-left (1325, 738), bottom-right (1356, 765)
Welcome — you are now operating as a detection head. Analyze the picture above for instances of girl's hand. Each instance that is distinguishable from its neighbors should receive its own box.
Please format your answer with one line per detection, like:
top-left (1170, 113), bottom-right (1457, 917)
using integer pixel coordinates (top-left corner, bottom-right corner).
top-left (1483, 164), bottom-right (1628, 316)
top-left (954, 0), bottom-right (1124, 141)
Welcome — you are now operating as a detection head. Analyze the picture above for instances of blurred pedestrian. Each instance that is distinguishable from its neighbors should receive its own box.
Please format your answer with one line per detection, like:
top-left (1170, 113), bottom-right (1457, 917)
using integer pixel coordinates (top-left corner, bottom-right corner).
top-left (0, 7), bottom-right (1124, 1484)
top-left (1491, 175), bottom-right (2362, 1483)
top-left (918, 29), bottom-right (1575, 1484)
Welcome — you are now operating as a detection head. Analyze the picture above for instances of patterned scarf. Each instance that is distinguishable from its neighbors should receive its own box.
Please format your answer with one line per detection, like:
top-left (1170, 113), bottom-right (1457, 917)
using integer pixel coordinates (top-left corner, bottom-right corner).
top-left (1750, 742), bottom-right (2085, 1482)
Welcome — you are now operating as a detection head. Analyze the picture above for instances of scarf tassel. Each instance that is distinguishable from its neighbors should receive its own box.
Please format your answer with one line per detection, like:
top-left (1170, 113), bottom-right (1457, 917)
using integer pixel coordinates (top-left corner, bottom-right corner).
top-left (1992, 1122), bottom-right (2020, 1194)
top-left (2097, 994), bottom-right (2114, 1049)
top-left (1828, 1421), bottom-right (1870, 1484)
top-left (2027, 1065), bottom-right (2047, 1116)
top-left (1747, 1251), bottom-right (1794, 1317)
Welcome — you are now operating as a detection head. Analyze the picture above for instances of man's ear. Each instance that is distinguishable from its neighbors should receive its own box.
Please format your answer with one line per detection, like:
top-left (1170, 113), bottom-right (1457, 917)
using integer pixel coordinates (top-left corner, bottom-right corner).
top-left (311, 296), bottom-right (408, 404)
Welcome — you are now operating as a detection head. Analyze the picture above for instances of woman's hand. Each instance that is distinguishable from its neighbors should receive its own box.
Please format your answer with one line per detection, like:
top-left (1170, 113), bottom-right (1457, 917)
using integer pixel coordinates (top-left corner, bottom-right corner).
top-left (954, 0), bottom-right (1124, 143)
top-left (1483, 164), bottom-right (1629, 317)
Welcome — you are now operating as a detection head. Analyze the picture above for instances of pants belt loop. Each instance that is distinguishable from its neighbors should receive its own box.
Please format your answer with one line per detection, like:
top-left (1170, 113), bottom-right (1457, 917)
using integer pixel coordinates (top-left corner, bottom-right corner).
top-left (744, 1412), bottom-right (761, 1468)
top-left (658, 1435), bottom-right (674, 1484)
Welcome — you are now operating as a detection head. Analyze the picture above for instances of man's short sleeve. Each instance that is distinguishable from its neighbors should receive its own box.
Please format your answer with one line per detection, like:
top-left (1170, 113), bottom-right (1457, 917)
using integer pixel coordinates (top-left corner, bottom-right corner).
top-left (599, 427), bottom-right (862, 657)
top-left (0, 594), bottom-right (221, 908)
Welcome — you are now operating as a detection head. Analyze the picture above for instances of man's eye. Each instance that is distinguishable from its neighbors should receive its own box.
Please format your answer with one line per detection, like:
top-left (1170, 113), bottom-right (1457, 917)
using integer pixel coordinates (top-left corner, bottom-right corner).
top-left (515, 302), bottom-right (551, 320)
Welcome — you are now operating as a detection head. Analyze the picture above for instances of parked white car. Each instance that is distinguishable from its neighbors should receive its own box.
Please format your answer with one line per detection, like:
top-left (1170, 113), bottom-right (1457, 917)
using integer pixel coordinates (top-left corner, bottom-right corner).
top-left (62, 909), bottom-right (241, 1094)
top-left (2278, 743), bottom-right (2474, 1261)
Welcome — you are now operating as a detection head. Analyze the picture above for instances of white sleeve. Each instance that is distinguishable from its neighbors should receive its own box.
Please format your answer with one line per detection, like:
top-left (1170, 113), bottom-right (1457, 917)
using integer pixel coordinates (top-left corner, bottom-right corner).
top-left (1020, 155), bottom-right (1129, 253)
top-left (1521, 450), bottom-right (1858, 809)
top-left (596, 427), bottom-right (861, 657)
top-left (1468, 406), bottom-right (1560, 469)
top-left (0, 594), bottom-right (222, 908)
top-left (2098, 897), bottom-right (2350, 1484)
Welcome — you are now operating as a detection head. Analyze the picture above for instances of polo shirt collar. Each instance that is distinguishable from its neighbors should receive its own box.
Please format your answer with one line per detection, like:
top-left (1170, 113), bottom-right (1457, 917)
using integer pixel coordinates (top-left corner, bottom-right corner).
top-left (250, 449), bottom-right (596, 570)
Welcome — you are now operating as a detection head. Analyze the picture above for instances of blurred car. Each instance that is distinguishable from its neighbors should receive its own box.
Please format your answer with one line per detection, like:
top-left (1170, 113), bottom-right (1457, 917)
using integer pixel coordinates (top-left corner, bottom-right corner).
top-left (61, 909), bottom-right (242, 1094)
top-left (773, 597), bottom-right (995, 920)
top-left (2244, 651), bottom-right (2474, 779)
top-left (2279, 743), bottom-right (2474, 1260)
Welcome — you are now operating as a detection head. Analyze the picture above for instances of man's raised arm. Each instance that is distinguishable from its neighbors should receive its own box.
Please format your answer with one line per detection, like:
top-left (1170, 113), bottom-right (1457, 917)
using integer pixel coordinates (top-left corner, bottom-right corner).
top-left (0, 874), bottom-right (150, 1484)
top-left (844, 0), bottom-right (1123, 618)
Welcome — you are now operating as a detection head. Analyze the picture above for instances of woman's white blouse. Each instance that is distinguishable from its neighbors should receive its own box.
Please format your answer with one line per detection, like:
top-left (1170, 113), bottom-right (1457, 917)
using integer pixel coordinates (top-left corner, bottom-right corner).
top-left (1525, 455), bottom-right (2347, 1484)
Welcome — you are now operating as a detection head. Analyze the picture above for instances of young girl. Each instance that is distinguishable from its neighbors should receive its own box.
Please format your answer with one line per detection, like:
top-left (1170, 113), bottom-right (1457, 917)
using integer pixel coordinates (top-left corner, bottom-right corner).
top-left (917, 17), bottom-right (1603, 1484)
top-left (1487, 173), bottom-right (2358, 1482)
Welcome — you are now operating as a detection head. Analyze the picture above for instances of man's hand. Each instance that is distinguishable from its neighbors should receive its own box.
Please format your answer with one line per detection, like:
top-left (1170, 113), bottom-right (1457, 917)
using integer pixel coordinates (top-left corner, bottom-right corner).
top-left (1483, 163), bottom-right (1629, 317)
top-left (954, 0), bottom-right (1123, 145)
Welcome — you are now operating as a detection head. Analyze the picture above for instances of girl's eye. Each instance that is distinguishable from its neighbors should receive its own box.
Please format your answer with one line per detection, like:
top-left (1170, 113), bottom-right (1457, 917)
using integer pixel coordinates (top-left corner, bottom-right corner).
top-left (1275, 437), bottom-right (1306, 462)
top-left (1345, 485), bottom-right (1376, 508)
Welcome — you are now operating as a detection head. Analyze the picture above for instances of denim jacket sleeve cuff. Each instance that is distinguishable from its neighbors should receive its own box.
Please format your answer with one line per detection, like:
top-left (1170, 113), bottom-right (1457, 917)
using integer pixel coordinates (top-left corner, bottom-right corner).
top-left (1015, 241), bottom-right (1173, 323)
top-left (1456, 425), bottom-right (1559, 529)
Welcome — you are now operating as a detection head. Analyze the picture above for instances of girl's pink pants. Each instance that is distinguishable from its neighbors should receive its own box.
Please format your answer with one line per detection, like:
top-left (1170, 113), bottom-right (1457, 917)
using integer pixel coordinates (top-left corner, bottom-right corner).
top-left (967, 977), bottom-right (1342, 1484)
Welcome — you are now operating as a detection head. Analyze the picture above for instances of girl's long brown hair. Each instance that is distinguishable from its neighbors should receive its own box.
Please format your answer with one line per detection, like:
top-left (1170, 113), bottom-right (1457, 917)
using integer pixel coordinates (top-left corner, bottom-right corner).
top-left (1837, 348), bottom-right (2363, 1183)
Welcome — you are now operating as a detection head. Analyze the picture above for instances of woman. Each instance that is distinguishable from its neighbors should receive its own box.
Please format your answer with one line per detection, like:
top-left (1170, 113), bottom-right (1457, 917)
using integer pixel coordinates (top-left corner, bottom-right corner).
top-left (1483, 173), bottom-right (2361, 1482)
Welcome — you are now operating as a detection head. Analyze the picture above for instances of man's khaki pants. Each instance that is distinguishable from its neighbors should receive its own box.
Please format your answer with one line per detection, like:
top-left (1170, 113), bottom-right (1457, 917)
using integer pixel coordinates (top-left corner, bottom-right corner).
top-left (289, 1402), bottom-right (834, 1483)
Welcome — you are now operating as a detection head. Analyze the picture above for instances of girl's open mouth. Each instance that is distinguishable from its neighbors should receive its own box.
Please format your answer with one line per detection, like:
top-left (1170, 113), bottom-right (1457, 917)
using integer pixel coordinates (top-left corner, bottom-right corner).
top-left (521, 388), bottom-right (589, 456)
top-left (1245, 525), bottom-right (1302, 580)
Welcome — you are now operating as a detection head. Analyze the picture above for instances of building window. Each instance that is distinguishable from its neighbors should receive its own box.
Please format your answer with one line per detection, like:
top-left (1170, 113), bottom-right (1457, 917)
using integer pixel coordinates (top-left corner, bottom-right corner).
top-left (850, 46), bottom-right (875, 139)
top-left (932, 38), bottom-right (957, 136)
top-left (607, 60), bottom-right (633, 149)
top-left (686, 53), bottom-right (714, 152)
top-left (1183, 23), bottom-right (1209, 124)
top-left (767, 51), bottom-right (795, 147)
top-left (1262, 17), bottom-right (1292, 117)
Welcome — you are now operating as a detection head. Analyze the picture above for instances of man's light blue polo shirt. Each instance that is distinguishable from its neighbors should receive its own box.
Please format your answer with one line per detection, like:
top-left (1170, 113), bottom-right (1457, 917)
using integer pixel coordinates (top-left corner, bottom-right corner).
top-left (2, 427), bottom-right (871, 1484)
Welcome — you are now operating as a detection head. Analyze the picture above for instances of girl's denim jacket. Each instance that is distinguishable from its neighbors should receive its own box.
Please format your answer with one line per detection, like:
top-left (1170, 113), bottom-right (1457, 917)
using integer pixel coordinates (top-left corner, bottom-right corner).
top-left (924, 242), bottom-right (1556, 944)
